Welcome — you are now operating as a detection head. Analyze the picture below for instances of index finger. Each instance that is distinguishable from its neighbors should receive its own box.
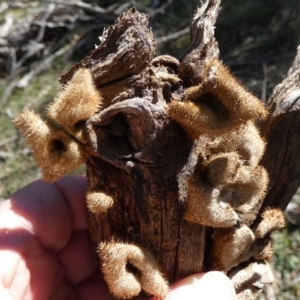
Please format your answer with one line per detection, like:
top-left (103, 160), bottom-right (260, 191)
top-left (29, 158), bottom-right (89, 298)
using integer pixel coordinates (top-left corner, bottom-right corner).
top-left (152, 272), bottom-right (236, 300)
top-left (1, 175), bottom-right (88, 252)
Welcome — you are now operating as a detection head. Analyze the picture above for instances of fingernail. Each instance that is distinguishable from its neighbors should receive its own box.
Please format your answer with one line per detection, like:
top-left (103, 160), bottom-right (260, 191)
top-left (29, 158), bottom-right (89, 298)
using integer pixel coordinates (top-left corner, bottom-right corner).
top-left (195, 271), bottom-right (236, 300)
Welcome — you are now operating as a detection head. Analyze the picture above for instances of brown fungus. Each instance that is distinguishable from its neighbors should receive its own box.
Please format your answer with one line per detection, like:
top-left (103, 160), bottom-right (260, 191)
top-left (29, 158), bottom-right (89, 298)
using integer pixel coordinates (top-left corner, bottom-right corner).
top-left (168, 60), bottom-right (268, 139)
top-left (98, 242), bottom-right (169, 299)
top-left (86, 190), bottom-right (114, 214)
top-left (13, 110), bottom-right (86, 181)
top-left (47, 68), bottom-right (103, 143)
top-left (229, 261), bottom-right (274, 300)
top-left (184, 168), bottom-right (241, 228)
top-left (206, 120), bottom-right (266, 167)
top-left (210, 225), bottom-right (255, 272)
top-left (184, 136), bottom-right (268, 227)
top-left (210, 209), bottom-right (285, 274)
top-left (168, 59), bottom-right (269, 229)
top-left (253, 207), bottom-right (286, 239)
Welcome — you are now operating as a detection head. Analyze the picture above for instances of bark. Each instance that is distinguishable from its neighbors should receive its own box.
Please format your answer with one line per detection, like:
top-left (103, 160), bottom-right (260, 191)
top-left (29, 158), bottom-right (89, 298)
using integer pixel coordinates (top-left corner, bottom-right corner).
top-left (260, 46), bottom-right (300, 211)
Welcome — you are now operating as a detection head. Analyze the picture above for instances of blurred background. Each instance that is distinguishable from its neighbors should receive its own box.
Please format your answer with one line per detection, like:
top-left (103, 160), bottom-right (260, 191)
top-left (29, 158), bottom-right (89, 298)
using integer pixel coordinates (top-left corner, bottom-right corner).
top-left (0, 0), bottom-right (299, 298)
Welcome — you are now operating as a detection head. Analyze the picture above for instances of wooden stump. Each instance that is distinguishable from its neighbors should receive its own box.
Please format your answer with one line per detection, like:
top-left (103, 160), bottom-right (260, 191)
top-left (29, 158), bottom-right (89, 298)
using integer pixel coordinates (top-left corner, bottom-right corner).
top-left (14, 1), bottom-right (300, 299)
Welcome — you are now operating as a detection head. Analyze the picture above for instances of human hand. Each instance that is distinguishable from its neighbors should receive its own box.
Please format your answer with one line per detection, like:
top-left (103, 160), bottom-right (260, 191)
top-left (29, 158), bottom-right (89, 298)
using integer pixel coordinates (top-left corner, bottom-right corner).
top-left (0, 176), bottom-right (236, 300)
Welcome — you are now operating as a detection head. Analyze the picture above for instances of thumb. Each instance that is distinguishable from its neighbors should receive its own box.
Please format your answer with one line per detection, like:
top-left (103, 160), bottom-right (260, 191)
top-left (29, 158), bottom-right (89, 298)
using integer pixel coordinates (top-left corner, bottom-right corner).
top-left (156, 271), bottom-right (236, 300)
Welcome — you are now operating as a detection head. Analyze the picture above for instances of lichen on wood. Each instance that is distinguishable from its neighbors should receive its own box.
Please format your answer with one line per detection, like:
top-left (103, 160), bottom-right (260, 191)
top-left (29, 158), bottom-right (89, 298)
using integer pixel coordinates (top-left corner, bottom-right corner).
top-left (13, 1), bottom-right (300, 299)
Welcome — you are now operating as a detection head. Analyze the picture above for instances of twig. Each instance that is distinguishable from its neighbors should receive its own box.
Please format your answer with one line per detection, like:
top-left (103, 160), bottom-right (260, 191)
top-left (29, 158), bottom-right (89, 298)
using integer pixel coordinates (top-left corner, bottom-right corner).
top-left (155, 27), bottom-right (189, 46)
top-left (110, 2), bottom-right (132, 16)
top-left (130, 0), bottom-right (173, 17)
top-left (13, 3), bottom-right (56, 72)
top-left (281, 275), bottom-right (300, 290)
top-left (263, 283), bottom-right (277, 300)
top-left (0, 151), bottom-right (12, 159)
top-left (17, 38), bottom-right (76, 89)
top-left (149, 0), bottom-right (173, 17)
top-left (36, 3), bottom-right (56, 43)
top-left (0, 36), bottom-right (78, 105)
top-left (14, 41), bottom-right (45, 72)
top-left (7, 1), bottom-right (39, 10)
top-left (44, 0), bottom-right (107, 14)
top-left (0, 13), bottom-right (14, 38)
top-left (0, 2), bottom-right (9, 14)
top-left (0, 108), bottom-right (14, 119)
top-left (7, 46), bottom-right (17, 77)
top-left (0, 81), bottom-right (18, 105)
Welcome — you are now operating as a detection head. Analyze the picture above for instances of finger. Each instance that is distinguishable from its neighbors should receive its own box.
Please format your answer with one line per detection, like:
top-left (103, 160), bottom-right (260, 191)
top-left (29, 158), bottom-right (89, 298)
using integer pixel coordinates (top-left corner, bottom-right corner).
top-left (57, 230), bottom-right (97, 284)
top-left (0, 289), bottom-right (15, 300)
top-left (75, 270), bottom-right (116, 300)
top-left (0, 239), bottom-right (63, 300)
top-left (0, 176), bottom-right (89, 299)
top-left (54, 176), bottom-right (88, 231)
top-left (0, 250), bottom-right (29, 299)
top-left (152, 272), bottom-right (236, 300)
top-left (49, 278), bottom-right (76, 300)
top-left (6, 175), bottom-right (88, 251)
top-left (0, 199), bottom-right (63, 299)
top-left (193, 272), bottom-right (236, 299)
top-left (7, 179), bottom-right (73, 251)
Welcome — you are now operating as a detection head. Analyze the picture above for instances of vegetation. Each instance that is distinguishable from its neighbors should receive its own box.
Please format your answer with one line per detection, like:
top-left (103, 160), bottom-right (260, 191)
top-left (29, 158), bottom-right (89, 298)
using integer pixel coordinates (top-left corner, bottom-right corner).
top-left (0, 0), bottom-right (299, 298)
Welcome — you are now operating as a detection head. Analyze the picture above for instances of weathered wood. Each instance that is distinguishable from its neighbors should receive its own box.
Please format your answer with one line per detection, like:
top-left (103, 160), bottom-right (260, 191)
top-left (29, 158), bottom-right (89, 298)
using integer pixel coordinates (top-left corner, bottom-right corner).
top-left (261, 46), bottom-right (300, 211)
top-left (85, 97), bottom-right (204, 281)
top-left (14, 1), bottom-right (300, 299)
top-left (179, 0), bottom-right (220, 84)
top-left (78, 2), bottom-right (226, 286)
top-left (60, 7), bottom-right (156, 106)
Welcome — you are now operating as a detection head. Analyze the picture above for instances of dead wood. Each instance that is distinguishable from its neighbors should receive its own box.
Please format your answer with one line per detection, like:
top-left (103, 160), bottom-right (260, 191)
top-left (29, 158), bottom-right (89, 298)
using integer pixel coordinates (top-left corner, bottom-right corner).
top-left (13, 0), bottom-right (300, 299)
top-left (261, 46), bottom-right (300, 211)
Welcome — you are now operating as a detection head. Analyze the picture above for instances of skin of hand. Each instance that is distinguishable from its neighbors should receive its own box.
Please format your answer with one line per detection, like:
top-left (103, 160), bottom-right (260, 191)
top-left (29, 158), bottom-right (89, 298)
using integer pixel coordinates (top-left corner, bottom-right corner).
top-left (0, 176), bottom-right (236, 300)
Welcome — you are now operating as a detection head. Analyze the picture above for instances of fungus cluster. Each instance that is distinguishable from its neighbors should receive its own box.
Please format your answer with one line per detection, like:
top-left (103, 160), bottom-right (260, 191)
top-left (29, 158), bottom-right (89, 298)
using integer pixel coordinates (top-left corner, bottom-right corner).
top-left (168, 59), bottom-right (286, 299)
top-left (99, 242), bottom-right (168, 299)
top-left (14, 68), bottom-right (101, 181)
